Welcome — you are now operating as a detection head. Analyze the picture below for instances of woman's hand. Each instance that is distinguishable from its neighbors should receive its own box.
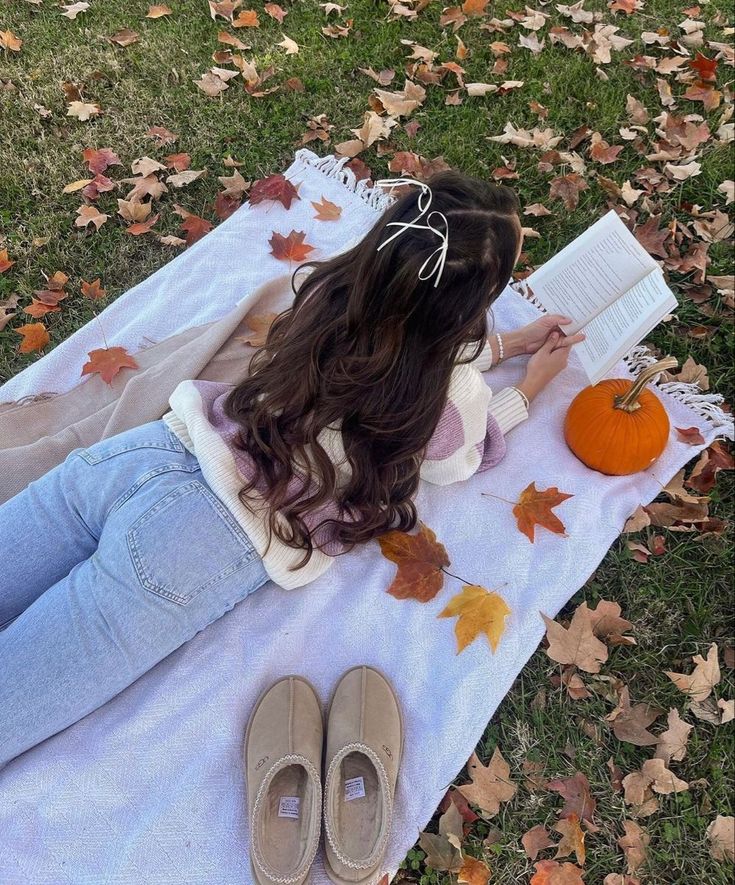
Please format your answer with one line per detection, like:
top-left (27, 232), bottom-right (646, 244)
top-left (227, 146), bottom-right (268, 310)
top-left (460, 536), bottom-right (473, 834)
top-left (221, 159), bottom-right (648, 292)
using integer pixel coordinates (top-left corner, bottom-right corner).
top-left (502, 314), bottom-right (579, 358)
top-left (516, 329), bottom-right (585, 403)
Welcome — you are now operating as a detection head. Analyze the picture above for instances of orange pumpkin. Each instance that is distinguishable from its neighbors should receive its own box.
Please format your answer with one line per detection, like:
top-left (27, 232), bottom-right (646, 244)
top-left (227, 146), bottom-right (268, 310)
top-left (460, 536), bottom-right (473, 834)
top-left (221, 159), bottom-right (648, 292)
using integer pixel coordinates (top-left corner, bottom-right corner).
top-left (564, 357), bottom-right (677, 475)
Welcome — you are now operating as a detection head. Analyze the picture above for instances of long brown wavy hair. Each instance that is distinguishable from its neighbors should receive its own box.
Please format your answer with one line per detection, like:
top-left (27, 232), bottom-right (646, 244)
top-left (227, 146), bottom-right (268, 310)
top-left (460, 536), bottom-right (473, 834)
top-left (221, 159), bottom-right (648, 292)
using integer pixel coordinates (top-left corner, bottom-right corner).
top-left (222, 169), bottom-right (521, 571)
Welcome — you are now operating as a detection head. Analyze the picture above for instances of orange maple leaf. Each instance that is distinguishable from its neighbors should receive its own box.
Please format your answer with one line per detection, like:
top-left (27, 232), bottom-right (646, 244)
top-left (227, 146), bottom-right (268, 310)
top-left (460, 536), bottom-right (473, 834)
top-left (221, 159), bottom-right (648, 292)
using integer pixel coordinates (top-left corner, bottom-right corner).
top-left (81, 278), bottom-right (107, 300)
top-left (458, 854), bottom-right (491, 885)
top-left (530, 859), bottom-right (585, 885)
top-left (126, 213), bottom-right (161, 236)
top-left (269, 229), bottom-right (315, 262)
top-left (233, 8), bottom-right (259, 27)
top-left (0, 248), bottom-right (15, 273)
top-left (82, 147), bottom-right (122, 175)
top-left (461, 0), bottom-right (489, 16)
top-left (250, 173), bottom-right (300, 209)
top-left (378, 520), bottom-right (449, 602)
top-left (553, 813), bottom-right (586, 866)
top-left (512, 482), bottom-right (574, 542)
top-left (311, 195), bottom-right (343, 221)
top-left (24, 300), bottom-right (60, 318)
top-left (15, 322), bottom-right (50, 353)
top-left (81, 346), bottom-right (139, 384)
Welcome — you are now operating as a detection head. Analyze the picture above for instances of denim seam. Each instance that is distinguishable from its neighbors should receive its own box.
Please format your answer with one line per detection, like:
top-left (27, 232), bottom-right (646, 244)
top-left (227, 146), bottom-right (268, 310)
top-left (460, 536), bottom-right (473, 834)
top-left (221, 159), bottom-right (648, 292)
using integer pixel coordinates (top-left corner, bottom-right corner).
top-left (106, 462), bottom-right (203, 520)
top-left (126, 480), bottom-right (258, 606)
top-left (76, 432), bottom-right (185, 465)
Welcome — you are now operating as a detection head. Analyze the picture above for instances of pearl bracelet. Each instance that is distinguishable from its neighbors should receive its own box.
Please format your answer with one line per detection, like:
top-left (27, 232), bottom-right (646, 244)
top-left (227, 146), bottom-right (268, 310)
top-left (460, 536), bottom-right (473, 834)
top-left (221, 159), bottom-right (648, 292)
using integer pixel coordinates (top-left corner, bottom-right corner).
top-left (494, 332), bottom-right (504, 364)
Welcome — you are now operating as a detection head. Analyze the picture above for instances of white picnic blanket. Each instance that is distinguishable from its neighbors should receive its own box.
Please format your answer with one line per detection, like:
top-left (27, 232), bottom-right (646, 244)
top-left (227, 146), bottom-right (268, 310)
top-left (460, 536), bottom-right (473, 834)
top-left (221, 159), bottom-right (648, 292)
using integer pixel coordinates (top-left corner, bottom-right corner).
top-left (0, 148), bottom-right (731, 884)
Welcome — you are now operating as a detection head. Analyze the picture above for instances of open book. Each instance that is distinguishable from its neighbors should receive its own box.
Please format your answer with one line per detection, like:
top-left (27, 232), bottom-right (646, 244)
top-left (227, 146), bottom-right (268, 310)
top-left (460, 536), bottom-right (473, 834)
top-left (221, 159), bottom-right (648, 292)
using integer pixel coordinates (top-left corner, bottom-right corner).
top-left (521, 209), bottom-right (678, 384)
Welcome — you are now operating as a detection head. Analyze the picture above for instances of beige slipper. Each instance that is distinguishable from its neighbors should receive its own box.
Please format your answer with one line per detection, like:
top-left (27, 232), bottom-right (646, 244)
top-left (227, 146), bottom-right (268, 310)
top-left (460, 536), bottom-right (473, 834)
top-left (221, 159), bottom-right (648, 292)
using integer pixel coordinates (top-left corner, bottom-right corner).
top-left (244, 675), bottom-right (323, 885)
top-left (322, 665), bottom-right (404, 884)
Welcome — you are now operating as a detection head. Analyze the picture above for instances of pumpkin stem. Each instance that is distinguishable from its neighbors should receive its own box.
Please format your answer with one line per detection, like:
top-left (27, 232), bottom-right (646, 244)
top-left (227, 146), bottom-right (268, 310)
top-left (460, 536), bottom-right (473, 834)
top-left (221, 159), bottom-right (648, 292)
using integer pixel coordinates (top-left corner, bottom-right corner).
top-left (614, 356), bottom-right (679, 412)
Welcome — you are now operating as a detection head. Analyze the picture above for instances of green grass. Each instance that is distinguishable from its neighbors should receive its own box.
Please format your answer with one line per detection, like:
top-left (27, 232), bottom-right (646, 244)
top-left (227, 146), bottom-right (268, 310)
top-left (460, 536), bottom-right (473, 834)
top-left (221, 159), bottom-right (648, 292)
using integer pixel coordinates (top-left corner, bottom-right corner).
top-left (1, 1), bottom-right (733, 881)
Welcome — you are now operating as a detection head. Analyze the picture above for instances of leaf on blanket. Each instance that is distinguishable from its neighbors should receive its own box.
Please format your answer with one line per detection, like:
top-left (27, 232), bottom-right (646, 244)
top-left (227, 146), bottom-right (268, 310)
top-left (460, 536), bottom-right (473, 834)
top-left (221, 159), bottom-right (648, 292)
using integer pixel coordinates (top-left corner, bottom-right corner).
top-left (456, 746), bottom-right (517, 816)
top-left (437, 584), bottom-right (512, 653)
top-left (249, 172), bottom-right (300, 209)
top-left (269, 229), bottom-right (316, 262)
top-left (239, 312), bottom-right (277, 347)
top-left (378, 520), bottom-right (449, 601)
top-left (675, 425), bottom-right (706, 445)
top-left (530, 859), bottom-right (586, 884)
top-left (311, 195), bottom-right (343, 220)
top-left (541, 606), bottom-right (609, 673)
top-left (81, 345), bottom-right (140, 384)
top-left (14, 322), bottom-right (50, 353)
top-left (513, 482), bottom-right (574, 542)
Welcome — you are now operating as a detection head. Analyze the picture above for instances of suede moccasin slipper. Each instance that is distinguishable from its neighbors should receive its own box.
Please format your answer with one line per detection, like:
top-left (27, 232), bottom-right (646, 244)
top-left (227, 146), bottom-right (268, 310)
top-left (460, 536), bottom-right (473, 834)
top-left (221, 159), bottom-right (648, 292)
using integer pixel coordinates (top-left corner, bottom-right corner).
top-left (322, 665), bottom-right (404, 884)
top-left (245, 675), bottom-right (323, 885)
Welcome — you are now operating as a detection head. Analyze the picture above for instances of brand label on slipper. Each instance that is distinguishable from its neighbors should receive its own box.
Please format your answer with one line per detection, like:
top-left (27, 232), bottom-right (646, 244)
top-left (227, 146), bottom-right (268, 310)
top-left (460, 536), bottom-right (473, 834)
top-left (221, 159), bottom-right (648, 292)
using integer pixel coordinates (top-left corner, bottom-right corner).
top-left (344, 776), bottom-right (366, 801)
top-left (278, 796), bottom-right (300, 819)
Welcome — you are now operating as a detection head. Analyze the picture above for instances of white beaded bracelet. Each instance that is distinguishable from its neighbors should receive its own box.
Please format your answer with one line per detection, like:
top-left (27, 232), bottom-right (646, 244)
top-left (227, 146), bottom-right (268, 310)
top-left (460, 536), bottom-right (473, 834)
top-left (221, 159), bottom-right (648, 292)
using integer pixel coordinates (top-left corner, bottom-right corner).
top-left (494, 332), bottom-right (504, 364)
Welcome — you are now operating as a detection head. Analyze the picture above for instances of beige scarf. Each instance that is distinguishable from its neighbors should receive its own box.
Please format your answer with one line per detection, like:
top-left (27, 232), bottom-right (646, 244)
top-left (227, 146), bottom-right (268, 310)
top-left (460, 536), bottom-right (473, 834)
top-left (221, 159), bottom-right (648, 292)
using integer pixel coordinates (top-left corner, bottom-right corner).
top-left (0, 272), bottom-right (296, 505)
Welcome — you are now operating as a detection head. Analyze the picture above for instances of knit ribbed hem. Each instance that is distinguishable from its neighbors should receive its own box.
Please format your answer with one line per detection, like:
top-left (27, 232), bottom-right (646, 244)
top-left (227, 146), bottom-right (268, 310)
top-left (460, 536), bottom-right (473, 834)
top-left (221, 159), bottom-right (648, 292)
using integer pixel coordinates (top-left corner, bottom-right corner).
top-left (486, 386), bottom-right (528, 434)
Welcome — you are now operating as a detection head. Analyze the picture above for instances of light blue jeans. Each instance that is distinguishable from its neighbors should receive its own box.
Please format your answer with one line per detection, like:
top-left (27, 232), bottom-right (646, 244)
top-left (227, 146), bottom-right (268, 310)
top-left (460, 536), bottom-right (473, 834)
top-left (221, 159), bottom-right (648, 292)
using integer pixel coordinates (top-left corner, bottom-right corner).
top-left (0, 418), bottom-right (269, 769)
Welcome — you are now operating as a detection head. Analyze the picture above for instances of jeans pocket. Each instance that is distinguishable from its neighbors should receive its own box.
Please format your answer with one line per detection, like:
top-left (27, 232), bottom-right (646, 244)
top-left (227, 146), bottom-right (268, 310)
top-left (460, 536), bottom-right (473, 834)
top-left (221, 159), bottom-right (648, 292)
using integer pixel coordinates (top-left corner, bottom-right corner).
top-left (126, 478), bottom-right (258, 606)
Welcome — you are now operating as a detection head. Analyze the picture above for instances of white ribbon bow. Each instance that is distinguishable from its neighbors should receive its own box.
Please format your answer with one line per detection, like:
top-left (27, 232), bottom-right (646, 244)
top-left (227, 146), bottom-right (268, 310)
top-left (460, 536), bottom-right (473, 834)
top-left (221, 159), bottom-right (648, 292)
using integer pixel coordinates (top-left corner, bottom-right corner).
top-left (374, 177), bottom-right (450, 288)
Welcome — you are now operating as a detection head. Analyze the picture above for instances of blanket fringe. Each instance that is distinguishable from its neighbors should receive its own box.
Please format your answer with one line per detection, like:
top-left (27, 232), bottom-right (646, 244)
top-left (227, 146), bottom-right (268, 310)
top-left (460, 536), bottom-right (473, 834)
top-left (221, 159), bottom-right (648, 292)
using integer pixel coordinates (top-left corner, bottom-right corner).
top-left (290, 148), bottom-right (397, 213)
top-left (510, 279), bottom-right (734, 441)
top-left (624, 345), bottom-right (734, 439)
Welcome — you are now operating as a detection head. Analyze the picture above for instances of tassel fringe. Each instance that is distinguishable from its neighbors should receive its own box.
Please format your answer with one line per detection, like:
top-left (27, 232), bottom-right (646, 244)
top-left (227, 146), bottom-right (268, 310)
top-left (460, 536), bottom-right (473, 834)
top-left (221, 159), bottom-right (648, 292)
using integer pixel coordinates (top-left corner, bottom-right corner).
top-left (289, 148), bottom-right (397, 213)
top-left (510, 280), bottom-right (734, 441)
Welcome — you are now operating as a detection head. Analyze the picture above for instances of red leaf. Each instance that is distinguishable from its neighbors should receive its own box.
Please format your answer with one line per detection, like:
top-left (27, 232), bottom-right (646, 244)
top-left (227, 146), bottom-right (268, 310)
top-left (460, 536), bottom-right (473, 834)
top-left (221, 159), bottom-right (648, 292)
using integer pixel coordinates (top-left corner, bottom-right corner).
top-left (249, 173), bottom-right (300, 209)
top-left (82, 147), bottom-right (122, 175)
top-left (675, 426), bottom-right (705, 445)
top-left (688, 51), bottom-right (718, 82)
top-left (213, 191), bottom-right (243, 220)
top-left (268, 229), bottom-right (316, 262)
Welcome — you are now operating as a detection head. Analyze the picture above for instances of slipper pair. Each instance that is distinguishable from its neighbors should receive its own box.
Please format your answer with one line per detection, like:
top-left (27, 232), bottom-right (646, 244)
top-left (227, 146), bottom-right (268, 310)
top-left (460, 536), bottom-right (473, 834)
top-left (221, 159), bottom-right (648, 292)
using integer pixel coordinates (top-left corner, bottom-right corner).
top-left (245, 666), bottom-right (404, 884)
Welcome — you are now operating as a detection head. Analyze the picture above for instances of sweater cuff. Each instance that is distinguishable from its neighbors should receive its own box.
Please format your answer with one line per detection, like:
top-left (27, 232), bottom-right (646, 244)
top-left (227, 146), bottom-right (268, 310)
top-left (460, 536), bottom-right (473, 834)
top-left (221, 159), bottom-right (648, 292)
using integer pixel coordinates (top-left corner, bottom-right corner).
top-left (487, 386), bottom-right (529, 434)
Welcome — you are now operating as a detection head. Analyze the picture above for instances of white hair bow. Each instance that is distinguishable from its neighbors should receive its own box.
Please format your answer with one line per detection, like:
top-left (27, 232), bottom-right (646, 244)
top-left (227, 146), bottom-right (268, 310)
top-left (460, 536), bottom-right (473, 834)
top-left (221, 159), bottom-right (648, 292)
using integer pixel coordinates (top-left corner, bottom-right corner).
top-left (374, 177), bottom-right (450, 288)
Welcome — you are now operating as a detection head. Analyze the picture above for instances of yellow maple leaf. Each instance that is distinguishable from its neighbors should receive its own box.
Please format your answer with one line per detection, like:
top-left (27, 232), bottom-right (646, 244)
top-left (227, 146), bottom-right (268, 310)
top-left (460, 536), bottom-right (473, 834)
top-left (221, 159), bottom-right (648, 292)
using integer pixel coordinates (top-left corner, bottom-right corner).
top-left (438, 584), bottom-right (511, 653)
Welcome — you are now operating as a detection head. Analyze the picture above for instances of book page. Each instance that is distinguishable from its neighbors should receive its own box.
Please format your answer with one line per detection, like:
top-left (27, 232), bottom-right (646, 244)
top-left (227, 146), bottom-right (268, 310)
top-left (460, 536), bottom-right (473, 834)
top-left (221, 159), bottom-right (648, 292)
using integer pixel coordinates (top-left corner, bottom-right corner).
top-left (526, 210), bottom-right (660, 335)
top-left (574, 270), bottom-right (678, 384)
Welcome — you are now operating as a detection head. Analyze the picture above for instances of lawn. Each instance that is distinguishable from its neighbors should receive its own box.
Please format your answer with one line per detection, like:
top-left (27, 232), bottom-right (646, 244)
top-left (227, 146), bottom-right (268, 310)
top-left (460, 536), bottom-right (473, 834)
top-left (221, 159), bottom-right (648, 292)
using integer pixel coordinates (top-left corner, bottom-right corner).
top-left (1, 0), bottom-right (733, 882)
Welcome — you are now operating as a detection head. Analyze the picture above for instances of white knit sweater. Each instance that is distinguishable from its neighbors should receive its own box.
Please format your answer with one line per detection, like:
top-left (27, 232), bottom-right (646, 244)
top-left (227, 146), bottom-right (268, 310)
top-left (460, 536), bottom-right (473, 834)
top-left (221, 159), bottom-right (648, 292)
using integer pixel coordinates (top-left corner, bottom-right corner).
top-left (162, 337), bottom-right (528, 589)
